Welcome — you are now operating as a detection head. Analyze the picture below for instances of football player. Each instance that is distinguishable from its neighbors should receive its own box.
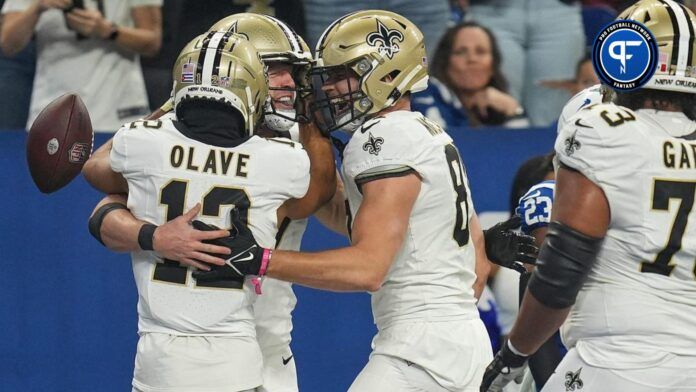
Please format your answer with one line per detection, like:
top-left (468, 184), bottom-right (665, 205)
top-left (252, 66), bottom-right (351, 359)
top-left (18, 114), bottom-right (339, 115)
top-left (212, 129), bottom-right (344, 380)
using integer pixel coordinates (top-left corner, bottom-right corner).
top-left (481, 1), bottom-right (696, 390)
top-left (84, 30), bottom-right (331, 391)
top-left (193, 10), bottom-right (537, 391)
top-left (83, 14), bottom-right (334, 392)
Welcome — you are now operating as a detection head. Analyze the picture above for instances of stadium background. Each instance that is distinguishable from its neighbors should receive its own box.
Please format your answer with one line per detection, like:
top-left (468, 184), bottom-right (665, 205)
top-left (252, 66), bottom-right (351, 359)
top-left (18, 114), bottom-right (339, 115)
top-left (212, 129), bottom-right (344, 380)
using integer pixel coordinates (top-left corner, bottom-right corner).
top-left (0, 126), bottom-right (555, 391)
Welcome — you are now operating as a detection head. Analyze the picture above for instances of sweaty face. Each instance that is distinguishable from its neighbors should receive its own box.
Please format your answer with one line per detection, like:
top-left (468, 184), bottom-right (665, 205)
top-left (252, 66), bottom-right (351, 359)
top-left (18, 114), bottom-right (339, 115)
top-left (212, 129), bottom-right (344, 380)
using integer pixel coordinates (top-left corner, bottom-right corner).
top-left (267, 62), bottom-right (296, 111)
top-left (447, 27), bottom-right (494, 92)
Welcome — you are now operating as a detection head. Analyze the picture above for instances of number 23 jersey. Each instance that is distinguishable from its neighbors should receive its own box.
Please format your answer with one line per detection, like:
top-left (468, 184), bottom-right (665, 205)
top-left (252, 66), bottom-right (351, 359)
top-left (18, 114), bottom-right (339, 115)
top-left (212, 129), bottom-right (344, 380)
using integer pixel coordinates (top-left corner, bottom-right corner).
top-left (556, 103), bottom-right (696, 364)
top-left (110, 117), bottom-right (309, 336)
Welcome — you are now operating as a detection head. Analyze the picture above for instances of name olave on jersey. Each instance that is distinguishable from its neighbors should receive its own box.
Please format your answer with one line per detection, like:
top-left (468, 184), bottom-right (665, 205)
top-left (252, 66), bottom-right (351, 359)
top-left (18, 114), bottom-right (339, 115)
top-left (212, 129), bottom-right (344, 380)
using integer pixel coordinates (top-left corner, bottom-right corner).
top-left (170, 145), bottom-right (250, 177)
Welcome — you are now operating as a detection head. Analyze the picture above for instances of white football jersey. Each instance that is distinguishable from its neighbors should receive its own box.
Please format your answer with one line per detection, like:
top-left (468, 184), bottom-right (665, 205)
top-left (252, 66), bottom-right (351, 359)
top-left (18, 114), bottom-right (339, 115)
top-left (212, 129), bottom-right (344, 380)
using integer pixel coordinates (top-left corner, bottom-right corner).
top-left (110, 117), bottom-right (310, 336)
top-left (342, 110), bottom-right (479, 327)
top-left (556, 103), bottom-right (696, 367)
top-left (556, 84), bottom-right (603, 133)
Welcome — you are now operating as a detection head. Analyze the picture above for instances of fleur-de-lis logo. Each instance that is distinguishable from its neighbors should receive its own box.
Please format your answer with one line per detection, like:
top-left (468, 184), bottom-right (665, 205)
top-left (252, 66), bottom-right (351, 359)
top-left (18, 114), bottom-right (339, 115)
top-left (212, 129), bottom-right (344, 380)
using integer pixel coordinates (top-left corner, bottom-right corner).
top-left (362, 132), bottom-right (384, 156)
top-left (366, 20), bottom-right (404, 59)
top-left (226, 21), bottom-right (249, 40)
top-left (564, 132), bottom-right (581, 156)
top-left (564, 367), bottom-right (584, 391)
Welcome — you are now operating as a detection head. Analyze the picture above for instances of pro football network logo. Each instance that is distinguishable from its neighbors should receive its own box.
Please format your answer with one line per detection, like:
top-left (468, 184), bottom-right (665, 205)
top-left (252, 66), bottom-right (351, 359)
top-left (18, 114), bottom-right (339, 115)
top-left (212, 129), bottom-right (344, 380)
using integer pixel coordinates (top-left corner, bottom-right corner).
top-left (592, 20), bottom-right (658, 91)
top-left (366, 20), bottom-right (404, 59)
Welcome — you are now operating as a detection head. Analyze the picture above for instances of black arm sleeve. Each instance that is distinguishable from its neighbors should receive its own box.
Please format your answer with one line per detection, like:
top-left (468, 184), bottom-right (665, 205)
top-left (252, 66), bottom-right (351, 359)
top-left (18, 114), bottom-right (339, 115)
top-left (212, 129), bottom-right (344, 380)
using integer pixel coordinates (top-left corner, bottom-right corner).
top-left (527, 221), bottom-right (604, 309)
top-left (88, 202), bottom-right (128, 245)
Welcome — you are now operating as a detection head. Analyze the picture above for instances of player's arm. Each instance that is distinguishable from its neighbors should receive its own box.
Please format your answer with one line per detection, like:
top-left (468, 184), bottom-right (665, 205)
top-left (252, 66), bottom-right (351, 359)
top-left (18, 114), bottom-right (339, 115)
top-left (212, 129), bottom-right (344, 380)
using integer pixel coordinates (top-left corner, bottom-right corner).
top-left (89, 195), bottom-right (230, 270)
top-left (470, 213), bottom-right (491, 300)
top-left (268, 173), bottom-right (419, 291)
top-left (0, 0), bottom-right (72, 56)
top-left (82, 139), bottom-right (129, 193)
top-left (82, 106), bottom-right (167, 193)
top-left (281, 122), bottom-right (337, 219)
top-left (313, 173), bottom-right (348, 236)
top-left (508, 166), bottom-right (608, 353)
top-left (480, 166), bottom-right (608, 391)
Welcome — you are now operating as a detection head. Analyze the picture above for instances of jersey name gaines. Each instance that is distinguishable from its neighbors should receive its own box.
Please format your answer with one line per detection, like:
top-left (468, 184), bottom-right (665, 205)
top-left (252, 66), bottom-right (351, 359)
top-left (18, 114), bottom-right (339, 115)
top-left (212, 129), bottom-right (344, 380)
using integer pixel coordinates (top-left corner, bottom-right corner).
top-left (169, 144), bottom-right (250, 177)
top-left (663, 140), bottom-right (696, 170)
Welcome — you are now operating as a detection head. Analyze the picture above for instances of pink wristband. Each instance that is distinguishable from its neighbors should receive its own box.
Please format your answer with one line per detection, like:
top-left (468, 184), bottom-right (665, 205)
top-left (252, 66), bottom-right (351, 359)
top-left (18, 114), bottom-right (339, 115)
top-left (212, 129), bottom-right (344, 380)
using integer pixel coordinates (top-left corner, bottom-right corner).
top-left (259, 248), bottom-right (272, 276)
top-left (251, 249), bottom-right (272, 295)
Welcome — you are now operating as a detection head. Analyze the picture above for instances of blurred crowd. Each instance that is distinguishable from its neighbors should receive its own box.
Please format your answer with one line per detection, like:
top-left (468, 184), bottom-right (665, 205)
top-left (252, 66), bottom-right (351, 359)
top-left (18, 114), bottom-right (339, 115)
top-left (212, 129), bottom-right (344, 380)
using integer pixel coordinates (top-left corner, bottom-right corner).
top-left (1, 0), bottom-right (655, 133)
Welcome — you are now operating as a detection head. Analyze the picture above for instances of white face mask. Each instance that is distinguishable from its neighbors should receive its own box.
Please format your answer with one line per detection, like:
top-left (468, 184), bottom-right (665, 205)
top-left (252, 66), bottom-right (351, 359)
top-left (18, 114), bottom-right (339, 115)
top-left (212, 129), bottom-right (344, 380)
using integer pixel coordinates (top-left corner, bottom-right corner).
top-left (263, 100), bottom-right (296, 132)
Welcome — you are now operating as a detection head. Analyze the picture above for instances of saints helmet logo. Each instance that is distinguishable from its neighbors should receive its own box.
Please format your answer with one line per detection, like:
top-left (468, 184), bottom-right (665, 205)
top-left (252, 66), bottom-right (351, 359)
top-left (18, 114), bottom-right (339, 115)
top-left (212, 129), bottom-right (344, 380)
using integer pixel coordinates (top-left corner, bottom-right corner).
top-left (363, 132), bottom-right (384, 155)
top-left (564, 367), bottom-right (584, 391)
top-left (564, 132), bottom-right (581, 156)
top-left (226, 21), bottom-right (249, 40)
top-left (366, 20), bottom-right (404, 59)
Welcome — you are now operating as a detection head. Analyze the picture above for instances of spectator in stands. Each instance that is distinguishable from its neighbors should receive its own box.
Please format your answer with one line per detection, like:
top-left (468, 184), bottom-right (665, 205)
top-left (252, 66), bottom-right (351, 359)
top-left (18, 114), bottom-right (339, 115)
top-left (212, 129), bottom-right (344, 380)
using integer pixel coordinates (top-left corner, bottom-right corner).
top-left (303, 0), bottom-right (450, 60)
top-left (412, 22), bottom-right (527, 129)
top-left (540, 55), bottom-right (599, 97)
top-left (467, 0), bottom-right (585, 127)
top-left (0, 0), bottom-right (162, 131)
top-left (0, 0), bottom-right (34, 129)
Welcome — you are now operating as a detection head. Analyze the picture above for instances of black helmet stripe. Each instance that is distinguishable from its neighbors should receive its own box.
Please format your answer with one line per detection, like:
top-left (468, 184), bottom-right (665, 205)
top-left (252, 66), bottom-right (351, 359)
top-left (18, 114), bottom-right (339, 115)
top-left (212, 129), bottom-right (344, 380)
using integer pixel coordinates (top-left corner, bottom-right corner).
top-left (200, 31), bottom-right (236, 85)
top-left (196, 31), bottom-right (216, 84)
top-left (677, 2), bottom-right (695, 68)
top-left (660, 0), bottom-right (692, 75)
top-left (266, 15), bottom-right (302, 54)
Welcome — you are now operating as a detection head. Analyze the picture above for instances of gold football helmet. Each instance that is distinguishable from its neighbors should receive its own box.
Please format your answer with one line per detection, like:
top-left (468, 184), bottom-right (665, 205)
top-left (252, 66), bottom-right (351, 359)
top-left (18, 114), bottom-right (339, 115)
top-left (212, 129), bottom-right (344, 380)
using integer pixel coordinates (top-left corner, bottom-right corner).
top-left (311, 10), bottom-right (429, 133)
top-left (172, 32), bottom-right (268, 136)
top-left (209, 13), bottom-right (313, 129)
top-left (619, 0), bottom-right (696, 93)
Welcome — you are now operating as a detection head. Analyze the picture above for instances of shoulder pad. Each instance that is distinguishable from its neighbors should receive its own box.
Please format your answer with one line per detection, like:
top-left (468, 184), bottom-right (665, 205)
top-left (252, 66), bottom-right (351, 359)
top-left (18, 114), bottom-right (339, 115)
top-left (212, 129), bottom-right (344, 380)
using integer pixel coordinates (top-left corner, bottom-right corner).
top-left (570, 102), bottom-right (638, 130)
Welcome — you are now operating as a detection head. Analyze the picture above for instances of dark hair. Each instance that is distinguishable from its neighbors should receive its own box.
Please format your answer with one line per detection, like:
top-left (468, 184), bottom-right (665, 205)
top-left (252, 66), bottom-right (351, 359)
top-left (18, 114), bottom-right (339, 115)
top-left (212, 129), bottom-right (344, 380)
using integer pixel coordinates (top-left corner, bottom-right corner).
top-left (431, 21), bottom-right (508, 93)
top-left (509, 152), bottom-right (556, 215)
top-left (613, 89), bottom-right (696, 120)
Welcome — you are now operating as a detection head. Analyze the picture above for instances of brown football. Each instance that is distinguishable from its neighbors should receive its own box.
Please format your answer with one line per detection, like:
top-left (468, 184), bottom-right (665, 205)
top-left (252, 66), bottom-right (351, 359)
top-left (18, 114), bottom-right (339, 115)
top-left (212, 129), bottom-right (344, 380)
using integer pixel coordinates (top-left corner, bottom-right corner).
top-left (26, 93), bottom-right (93, 193)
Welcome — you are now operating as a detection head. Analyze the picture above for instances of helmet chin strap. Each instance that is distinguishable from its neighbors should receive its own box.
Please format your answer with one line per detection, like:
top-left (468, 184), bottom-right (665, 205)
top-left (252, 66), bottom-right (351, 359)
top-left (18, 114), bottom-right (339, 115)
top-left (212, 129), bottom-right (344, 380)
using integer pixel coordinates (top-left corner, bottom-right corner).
top-left (263, 101), bottom-right (296, 132)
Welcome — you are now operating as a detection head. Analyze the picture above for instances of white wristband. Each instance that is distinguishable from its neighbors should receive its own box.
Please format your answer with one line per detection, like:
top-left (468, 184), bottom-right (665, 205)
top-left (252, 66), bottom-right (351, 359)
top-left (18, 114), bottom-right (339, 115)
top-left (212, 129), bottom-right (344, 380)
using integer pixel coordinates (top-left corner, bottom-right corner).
top-left (507, 339), bottom-right (529, 357)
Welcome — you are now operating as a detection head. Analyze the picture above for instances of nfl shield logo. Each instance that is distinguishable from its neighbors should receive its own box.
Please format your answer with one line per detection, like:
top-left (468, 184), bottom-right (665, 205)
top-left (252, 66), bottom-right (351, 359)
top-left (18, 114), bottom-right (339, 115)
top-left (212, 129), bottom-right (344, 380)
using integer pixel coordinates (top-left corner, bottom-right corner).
top-left (182, 62), bottom-right (195, 83)
top-left (69, 142), bottom-right (90, 164)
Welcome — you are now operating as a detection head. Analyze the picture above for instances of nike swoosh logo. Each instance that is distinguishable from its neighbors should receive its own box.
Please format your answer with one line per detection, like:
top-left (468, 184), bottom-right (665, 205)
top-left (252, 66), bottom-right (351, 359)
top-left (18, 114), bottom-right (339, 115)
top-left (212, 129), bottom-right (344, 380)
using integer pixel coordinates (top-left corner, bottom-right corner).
top-left (227, 253), bottom-right (254, 265)
top-left (574, 118), bottom-right (592, 128)
top-left (360, 120), bottom-right (381, 133)
top-left (282, 355), bottom-right (293, 365)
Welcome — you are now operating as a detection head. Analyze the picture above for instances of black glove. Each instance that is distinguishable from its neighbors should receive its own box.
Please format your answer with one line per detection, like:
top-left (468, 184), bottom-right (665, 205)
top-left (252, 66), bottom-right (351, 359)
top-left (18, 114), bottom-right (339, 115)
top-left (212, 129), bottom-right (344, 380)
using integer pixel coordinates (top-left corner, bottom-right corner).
top-left (480, 340), bottom-right (529, 392)
top-left (483, 215), bottom-right (539, 273)
top-left (191, 209), bottom-right (270, 285)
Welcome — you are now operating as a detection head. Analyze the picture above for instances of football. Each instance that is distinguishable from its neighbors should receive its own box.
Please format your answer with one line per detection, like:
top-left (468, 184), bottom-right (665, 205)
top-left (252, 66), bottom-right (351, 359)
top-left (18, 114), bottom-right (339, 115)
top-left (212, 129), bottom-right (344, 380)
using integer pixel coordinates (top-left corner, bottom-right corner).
top-left (26, 93), bottom-right (93, 193)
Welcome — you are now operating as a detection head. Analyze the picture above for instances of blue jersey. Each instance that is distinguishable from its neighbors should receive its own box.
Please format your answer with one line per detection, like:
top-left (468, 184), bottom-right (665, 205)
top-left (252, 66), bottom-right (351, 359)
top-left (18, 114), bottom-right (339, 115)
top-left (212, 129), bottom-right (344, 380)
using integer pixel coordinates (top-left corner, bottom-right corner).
top-left (411, 77), bottom-right (469, 129)
top-left (515, 180), bottom-right (555, 235)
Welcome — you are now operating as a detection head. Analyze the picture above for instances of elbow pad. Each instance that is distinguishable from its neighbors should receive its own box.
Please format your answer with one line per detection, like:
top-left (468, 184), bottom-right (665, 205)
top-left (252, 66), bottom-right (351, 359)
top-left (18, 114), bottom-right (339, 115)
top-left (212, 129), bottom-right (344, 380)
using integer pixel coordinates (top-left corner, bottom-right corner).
top-left (527, 221), bottom-right (603, 309)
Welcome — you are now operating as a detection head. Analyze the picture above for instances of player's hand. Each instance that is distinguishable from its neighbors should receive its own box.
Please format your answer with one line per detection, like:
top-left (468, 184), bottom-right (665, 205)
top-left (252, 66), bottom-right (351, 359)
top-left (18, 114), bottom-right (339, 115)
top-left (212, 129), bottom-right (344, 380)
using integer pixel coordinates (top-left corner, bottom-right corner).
top-left (192, 208), bottom-right (271, 282)
top-left (36, 0), bottom-right (72, 12)
top-left (152, 203), bottom-right (231, 271)
top-left (65, 8), bottom-right (111, 38)
top-left (480, 340), bottom-right (528, 392)
top-left (483, 216), bottom-right (538, 273)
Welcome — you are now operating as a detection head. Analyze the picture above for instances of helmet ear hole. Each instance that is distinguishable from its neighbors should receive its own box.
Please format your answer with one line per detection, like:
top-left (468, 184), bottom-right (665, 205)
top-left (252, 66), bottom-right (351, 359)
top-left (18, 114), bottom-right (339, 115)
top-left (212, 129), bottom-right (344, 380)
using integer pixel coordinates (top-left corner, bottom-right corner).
top-left (381, 69), bottom-right (401, 83)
